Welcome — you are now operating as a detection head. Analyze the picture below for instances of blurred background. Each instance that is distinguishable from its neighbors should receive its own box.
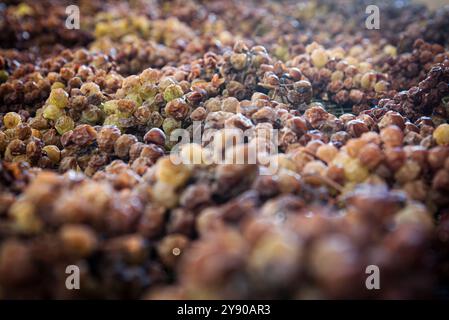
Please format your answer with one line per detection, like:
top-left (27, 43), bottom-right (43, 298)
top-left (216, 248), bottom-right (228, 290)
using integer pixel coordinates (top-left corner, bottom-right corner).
top-left (413, 0), bottom-right (448, 10)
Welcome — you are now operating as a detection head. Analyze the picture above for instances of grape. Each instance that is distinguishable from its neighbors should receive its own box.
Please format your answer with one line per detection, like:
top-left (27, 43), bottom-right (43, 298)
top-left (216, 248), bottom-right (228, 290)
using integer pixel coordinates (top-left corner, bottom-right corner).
top-left (43, 104), bottom-right (64, 120)
top-left (47, 88), bottom-right (69, 109)
top-left (3, 112), bottom-right (22, 129)
top-left (54, 116), bottom-right (75, 135)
